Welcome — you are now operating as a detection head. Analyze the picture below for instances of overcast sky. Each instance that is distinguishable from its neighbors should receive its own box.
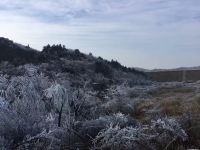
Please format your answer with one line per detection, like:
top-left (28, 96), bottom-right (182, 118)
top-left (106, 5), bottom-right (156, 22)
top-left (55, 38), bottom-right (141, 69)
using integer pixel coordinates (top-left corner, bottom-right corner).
top-left (0, 0), bottom-right (200, 69)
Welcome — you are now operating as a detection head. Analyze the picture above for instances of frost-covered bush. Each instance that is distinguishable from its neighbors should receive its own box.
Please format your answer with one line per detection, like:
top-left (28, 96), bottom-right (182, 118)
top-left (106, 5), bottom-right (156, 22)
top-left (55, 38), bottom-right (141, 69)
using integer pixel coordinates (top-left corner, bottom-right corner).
top-left (0, 73), bottom-right (51, 148)
top-left (102, 98), bottom-right (137, 115)
top-left (151, 117), bottom-right (188, 142)
top-left (16, 128), bottom-right (68, 150)
top-left (44, 83), bottom-right (79, 127)
top-left (0, 75), bottom-right (8, 89)
top-left (92, 125), bottom-right (154, 150)
top-left (0, 136), bottom-right (10, 150)
top-left (149, 117), bottom-right (188, 149)
top-left (98, 113), bottom-right (138, 128)
top-left (0, 97), bottom-right (8, 108)
top-left (0, 100), bottom-right (47, 149)
top-left (92, 117), bottom-right (188, 150)
top-left (78, 113), bottom-right (138, 139)
top-left (179, 113), bottom-right (200, 147)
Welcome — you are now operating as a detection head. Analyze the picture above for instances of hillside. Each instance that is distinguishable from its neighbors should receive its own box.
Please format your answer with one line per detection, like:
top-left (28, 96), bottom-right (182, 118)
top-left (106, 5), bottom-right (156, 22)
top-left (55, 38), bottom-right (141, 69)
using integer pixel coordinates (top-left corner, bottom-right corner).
top-left (0, 37), bottom-right (147, 84)
top-left (0, 38), bottom-right (199, 150)
top-left (0, 37), bottom-right (42, 65)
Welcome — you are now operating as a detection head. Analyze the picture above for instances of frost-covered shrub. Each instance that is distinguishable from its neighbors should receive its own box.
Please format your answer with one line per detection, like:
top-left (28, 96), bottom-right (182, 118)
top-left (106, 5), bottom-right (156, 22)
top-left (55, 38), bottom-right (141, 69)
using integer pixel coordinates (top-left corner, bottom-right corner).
top-left (70, 88), bottom-right (98, 120)
top-left (0, 136), bottom-right (10, 150)
top-left (16, 129), bottom-right (66, 150)
top-left (44, 84), bottom-right (69, 110)
top-left (102, 98), bottom-right (137, 115)
top-left (16, 125), bottom-right (87, 149)
top-left (0, 75), bottom-right (8, 89)
top-left (151, 117), bottom-right (188, 149)
top-left (0, 95), bottom-right (48, 149)
top-left (78, 113), bottom-right (138, 139)
top-left (180, 113), bottom-right (200, 147)
top-left (44, 83), bottom-right (76, 127)
top-left (0, 97), bottom-right (8, 108)
top-left (98, 113), bottom-right (138, 128)
top-left (0, 73), bottom-right (51, 148)
top-left (92, 117), bottom-right (188, 150)
top-left (44, 82), bottom-right (99, 123)
top-left (92, 125), bottom-right (154, 150)
top-left (151, 117), bottom-right (188, 141)
top-left (5, 73), bottom-right (50, 104)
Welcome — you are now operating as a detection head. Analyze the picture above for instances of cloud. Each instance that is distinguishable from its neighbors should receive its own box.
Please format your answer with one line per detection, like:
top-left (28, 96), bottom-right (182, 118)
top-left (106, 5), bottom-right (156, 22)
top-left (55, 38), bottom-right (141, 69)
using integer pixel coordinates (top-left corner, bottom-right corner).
top-left (0, 0), bottom-right (200, 69)
top-left (1, 0), bottom-right (200, 27)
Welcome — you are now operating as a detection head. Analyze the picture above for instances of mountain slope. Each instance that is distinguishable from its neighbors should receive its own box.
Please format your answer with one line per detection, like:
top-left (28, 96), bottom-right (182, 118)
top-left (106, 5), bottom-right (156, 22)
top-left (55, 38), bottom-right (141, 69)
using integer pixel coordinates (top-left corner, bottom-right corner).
top-left (0, 37), bottom-right (147, 86)
top-left (0, 37), bottom-right (43, 65)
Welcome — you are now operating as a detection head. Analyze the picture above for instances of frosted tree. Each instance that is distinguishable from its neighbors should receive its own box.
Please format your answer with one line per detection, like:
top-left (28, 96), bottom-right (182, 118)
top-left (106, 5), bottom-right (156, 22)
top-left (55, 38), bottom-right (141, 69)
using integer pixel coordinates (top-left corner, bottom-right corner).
top-left (44, 84), bottom-right (71, 127)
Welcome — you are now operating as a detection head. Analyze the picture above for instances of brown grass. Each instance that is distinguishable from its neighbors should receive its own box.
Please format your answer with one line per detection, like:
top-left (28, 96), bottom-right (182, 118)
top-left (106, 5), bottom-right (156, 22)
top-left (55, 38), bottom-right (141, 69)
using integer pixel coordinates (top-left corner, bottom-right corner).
top-left (160, 99), bottom-right (183, 116)
top-left (131, 100), bottom-right (154, 122)
top-left (195, 95), bottom-right (200, 105)
top-left (190, 95), bottom-right (200, 113)
top-left (173, 87), bottom-right (194, 93)
top-left (150, 87), bottom-right (194, 97)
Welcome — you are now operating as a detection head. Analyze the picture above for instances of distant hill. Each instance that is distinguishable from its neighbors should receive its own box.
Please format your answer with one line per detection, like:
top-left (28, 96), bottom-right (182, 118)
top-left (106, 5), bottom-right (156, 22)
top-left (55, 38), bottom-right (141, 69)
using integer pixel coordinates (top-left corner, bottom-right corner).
top-left (150, 66), bottom-right (200, 72)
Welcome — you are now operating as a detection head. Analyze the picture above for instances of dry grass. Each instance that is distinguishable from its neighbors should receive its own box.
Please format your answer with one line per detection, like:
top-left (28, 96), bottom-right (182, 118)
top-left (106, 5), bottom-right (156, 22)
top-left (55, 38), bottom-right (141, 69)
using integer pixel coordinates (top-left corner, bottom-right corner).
top-left (194, 95), bottom-right (200, 105)
top-left (150, 87), bottom-right (194, 98)
top-left (172, 87), bottom-right (195, 93)
top-left (149, 86), bottom-right (196, 117)
top-left (190, 95), bottom-right (200, 113)
top-left (160, 99), bottom-right (183, 116)
top-left (129, 84), bottom-right (199, 124)
top-left (130, 83), bottom-right (200, 148)
top-left (131, 100), bottom-right (154, 122)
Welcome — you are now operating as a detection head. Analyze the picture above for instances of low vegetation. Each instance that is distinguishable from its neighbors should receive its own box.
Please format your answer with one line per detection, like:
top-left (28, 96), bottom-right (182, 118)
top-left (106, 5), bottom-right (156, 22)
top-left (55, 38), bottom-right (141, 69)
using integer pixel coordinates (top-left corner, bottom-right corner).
top-left (0, 38), bottom-right (199, 149)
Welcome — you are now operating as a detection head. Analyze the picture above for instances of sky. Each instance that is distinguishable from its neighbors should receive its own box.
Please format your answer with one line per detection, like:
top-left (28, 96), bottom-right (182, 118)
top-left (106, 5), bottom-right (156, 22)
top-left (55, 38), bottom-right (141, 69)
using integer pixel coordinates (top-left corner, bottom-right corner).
top-left (0, 0), bottom-right (200, 69)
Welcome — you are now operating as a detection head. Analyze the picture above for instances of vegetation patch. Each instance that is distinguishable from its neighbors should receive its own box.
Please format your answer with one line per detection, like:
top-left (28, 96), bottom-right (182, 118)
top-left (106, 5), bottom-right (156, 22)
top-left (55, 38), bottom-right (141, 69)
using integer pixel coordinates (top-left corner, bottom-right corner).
top-left (173, 87), bottom-right (195, 93)
top-left (160, 98), bottom-right (183, 116)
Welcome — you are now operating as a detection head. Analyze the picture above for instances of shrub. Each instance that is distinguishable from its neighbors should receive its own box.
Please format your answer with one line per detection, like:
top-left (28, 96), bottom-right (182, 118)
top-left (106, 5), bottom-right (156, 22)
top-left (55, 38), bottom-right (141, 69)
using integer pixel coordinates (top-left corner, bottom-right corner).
top-left (78, 113), bottom-right (138, 139)
top-left (94, 61), bottom-right (113, 78)
top-left (92, 117), bottom-right (188, 150)
top-left (0, 72), bottom-right (51, 148)
top-left (92, 125), bottom-right (152, 150)
top-left (180, 113), bottom-right (200, 148)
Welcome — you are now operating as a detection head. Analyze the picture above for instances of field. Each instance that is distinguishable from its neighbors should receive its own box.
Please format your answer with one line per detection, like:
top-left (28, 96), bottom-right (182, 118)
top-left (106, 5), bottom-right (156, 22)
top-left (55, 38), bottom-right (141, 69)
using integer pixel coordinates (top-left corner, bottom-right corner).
top-left (131, 81), bottom-right (200, 148)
